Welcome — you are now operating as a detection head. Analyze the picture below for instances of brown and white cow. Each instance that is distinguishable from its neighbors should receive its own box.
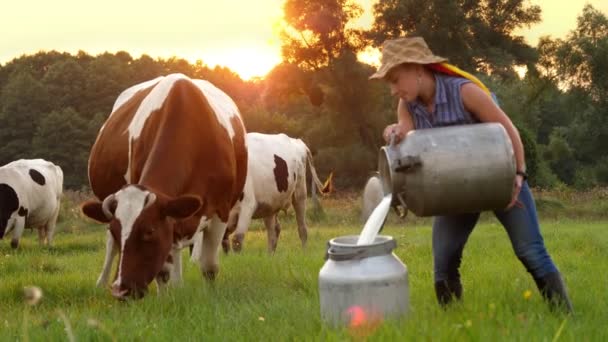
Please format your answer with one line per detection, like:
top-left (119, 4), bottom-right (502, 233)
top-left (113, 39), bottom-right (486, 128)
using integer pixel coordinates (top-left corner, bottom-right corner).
top-left (81, 73), bottom-right (247, 300)
top-left (190, 133), bottom-right (326, 258)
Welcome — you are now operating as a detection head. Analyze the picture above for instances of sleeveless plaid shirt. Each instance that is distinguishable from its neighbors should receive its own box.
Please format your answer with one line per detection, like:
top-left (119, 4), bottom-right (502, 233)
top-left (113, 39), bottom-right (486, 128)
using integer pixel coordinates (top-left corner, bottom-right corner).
top-left (407, 73), bottom-right (480, 129)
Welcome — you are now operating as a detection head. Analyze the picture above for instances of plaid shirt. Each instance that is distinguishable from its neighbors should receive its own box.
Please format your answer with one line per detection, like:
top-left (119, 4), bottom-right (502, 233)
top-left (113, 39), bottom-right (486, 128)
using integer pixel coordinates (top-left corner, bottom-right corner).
top-left (407, 73), bottom-right (480, 129)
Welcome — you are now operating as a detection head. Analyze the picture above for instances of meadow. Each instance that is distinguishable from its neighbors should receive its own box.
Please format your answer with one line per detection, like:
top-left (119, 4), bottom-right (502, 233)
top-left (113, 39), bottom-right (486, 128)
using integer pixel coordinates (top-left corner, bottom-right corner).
top-left (0, 189), bottom-right (606, 341)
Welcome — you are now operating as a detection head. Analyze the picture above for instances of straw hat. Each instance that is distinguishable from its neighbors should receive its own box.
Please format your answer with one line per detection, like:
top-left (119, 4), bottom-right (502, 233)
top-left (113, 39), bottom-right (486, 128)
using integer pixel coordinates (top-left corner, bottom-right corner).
top-left (369, 37), bottom-right (447, 80)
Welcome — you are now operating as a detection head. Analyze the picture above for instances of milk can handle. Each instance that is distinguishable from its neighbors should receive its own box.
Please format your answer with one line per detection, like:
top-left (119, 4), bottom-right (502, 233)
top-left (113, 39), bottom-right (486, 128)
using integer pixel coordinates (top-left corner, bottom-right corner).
top-left (394, 155), bottom-right (422, 173)
top-left (388, 133), bottom-right (397, 147)
top-left (326, 248), bottom-right (367, 261)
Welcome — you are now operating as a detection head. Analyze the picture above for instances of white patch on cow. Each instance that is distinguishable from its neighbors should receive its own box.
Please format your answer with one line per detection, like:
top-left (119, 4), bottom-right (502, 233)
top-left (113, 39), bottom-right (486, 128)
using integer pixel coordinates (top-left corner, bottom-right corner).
top-left (245, 133), bottom-right (300, 207)
top-left (124, 74), bottom-right (188, 182)
top-left (174, 215), bottom-right (208, 250)
top-left (128, 74), bottom-right (188, 140)
top-left (112, 76), bottom-right (164, 114)
top-left (113, 186), bottom-right (150, 286)
top-left (192, 80), bottom-right (239, 138)
top-left (119, 74), bottom-right (241, 182)
top-left (97, 77), bottom-right (164, 136)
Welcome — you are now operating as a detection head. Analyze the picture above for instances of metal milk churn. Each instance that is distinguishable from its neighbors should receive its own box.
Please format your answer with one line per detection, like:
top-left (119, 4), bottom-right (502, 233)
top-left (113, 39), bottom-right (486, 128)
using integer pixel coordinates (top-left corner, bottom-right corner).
top-left (319, 235), bottom-right (409, 327)
top-left (379, 123), bottom-right (516, 217)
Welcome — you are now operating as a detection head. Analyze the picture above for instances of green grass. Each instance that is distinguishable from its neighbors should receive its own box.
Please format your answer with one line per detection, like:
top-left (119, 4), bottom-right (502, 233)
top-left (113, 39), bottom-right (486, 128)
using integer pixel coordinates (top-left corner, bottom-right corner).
top-left (0, 193), bottom-right (606, 341)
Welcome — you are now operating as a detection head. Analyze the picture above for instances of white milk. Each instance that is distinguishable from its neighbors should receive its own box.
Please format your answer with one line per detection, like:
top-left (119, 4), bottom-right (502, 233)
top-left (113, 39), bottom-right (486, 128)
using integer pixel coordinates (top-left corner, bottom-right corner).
top-left (357, 194), bottom-right (392, 245)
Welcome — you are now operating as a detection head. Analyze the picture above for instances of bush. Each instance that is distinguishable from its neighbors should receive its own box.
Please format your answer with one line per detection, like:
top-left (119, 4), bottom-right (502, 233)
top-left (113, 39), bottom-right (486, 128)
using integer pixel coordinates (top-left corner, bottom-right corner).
top-left (517, 125), bottom-right (538, 186)
top-left (314, 143), bottom-right (376, 190)
top-left (534, 159), bottom-right (563, 189)
top-left (573, 166), bottom-right (598, 190)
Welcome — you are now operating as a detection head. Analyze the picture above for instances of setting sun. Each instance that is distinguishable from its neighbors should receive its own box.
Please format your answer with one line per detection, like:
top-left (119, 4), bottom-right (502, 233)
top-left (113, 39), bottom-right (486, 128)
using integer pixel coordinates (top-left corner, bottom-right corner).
top-left (183, 45), bottom-right (282, 80)
top-left (1, 0), bottom-right (607, 80)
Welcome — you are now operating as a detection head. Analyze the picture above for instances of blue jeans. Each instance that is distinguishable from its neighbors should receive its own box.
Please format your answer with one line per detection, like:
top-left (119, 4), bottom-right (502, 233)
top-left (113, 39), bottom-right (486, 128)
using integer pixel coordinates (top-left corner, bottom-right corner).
top-left (432, 181), bottom-right (558, 283)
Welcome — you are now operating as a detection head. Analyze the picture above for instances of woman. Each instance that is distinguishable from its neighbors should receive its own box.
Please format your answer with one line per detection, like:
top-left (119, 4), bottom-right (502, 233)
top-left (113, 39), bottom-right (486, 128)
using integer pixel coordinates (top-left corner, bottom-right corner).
top-left (370, 36), bottom-right (572, 312)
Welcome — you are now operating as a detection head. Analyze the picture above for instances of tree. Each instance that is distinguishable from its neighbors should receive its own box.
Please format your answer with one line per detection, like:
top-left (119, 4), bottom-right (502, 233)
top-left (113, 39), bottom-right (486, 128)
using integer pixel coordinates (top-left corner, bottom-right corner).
top-left (368, 0), bottom-right (541, 77)
top-left (0, 69), bottom-right (50, 164)
top-left (42, 59), bottom-right (87, 113)
top-left (537, 5), bottom-right (608, 177)
top-left (281, 0), bottom-right (366, 70)
top-left (81, 52), bottom-right (135, 118)
top-left (538, 5), bottom-right (608, 101)
top-left (32, 108), bottom-right (91, 189)
top-left (543, 129), bottom-right (576, 185)
top-left (280, 0), bottom-right (385, 151)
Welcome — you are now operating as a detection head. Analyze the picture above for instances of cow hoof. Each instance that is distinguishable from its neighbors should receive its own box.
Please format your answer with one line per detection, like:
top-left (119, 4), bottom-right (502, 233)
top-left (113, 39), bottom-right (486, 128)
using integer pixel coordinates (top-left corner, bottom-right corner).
top-left (203, 270), bottom-right (217, 281)
top-left (10, 240), bottom-right (18, 249)
top-left (221, 240), bottom-right (231, 254)
top-left (232, 234), bottom-right (244, 253)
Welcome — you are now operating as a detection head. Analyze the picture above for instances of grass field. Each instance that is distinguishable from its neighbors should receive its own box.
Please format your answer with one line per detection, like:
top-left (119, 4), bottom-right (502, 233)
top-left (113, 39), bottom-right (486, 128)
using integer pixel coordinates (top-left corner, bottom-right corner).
top-left (0, 189), bottom-right (606, 341)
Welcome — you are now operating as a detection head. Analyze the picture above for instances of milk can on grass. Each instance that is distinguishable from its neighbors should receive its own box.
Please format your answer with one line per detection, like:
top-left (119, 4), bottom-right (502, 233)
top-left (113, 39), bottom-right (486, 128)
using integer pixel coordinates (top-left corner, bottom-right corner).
top-left (318, 235), bottom-right (409, 327)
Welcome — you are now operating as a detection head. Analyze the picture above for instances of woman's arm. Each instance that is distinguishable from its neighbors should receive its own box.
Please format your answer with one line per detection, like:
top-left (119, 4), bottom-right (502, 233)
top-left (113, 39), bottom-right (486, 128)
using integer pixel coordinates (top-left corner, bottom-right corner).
top-left (461, 83), bottom-right (526, 208)
top-left (383, 99), bottom-right (415, 143)
top-left (460, 83), bottom-right (526, 174)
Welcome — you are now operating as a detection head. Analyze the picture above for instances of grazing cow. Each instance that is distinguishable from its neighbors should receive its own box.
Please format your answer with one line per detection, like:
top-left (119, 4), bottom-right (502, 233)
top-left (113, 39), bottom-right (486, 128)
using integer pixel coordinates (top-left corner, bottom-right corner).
top-left (190, 132), bottom-right (326, 258)
top-left (0, 159), bottom-right (63, 249)
top-left (81, 73), bottom-right (247, 300)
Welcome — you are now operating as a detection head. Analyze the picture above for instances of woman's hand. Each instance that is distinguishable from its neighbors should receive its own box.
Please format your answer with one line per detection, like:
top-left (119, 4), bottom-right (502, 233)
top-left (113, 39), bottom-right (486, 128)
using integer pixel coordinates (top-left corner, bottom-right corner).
top-left (383, 123), bottom-right (407, 145)
top-left (506, 174), bottom-right (524, 209)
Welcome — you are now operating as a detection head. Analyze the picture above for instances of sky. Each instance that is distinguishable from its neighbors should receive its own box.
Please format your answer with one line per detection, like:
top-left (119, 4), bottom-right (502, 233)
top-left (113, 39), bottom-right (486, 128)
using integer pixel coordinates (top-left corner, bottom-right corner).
top-left (1, 0), bottom-right (607, 80)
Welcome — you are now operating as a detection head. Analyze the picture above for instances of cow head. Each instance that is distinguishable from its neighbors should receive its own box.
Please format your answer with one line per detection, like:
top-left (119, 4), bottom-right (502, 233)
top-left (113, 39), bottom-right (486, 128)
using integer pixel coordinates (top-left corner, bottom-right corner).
top-left (81, 185), bottom-right (202, 300)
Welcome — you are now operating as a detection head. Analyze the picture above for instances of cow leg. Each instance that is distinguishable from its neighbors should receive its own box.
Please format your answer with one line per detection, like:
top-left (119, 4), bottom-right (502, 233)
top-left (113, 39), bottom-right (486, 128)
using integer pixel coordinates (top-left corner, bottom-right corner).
top-left (292, 180), bottom-right (308, 249)
top-left (199, 215), bottom-right (227, 280)
top-left (264, 215), bottom-right (278, 254)
top-left (189, 216), bottom-right (210, 263)
top-left (45, 204), bottom-right (60, 246)
top-left (231, 205), bottom-right (255, 253)
top-left (10, 217), bottom-right (25, 249)
top-left (96, 231), bottom-right (118, 287)
top-left (37, 225), bottom-right (47, 246)
top-left (170, 248), bottom-right (183, 285)
top-left (222, 220), bottom-right (237, 254)
top-left (156, 258), bottom-right (173, 294)
top-left (275, 216), bottom-right (281, 242)
top-left (189, 231), bottom-right (203, 263)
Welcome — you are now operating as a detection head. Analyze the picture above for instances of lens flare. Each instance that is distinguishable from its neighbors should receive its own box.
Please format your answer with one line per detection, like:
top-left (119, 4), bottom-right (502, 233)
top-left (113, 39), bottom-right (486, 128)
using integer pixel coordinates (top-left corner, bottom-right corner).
top-left (345, 305), bottom-right (382, 338)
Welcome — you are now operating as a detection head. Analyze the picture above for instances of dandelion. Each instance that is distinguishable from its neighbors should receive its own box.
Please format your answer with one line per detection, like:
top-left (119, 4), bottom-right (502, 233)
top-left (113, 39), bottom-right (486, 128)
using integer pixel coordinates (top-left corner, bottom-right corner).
top-left (523, 290), bottom-right (533, 300)
top-left (258, 316), bottom-right (265, 322)
top-left (23, 286), bottom-right (43, 306)
top-left (87, 319), bottom-right (100, 328)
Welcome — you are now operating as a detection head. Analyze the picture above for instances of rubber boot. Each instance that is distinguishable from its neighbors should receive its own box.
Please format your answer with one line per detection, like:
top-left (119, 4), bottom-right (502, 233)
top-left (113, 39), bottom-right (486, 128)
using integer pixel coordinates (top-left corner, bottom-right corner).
top-left (534, 272), bottom-right (573, 313)
top-left (434, 278), bottom-right (463, 307)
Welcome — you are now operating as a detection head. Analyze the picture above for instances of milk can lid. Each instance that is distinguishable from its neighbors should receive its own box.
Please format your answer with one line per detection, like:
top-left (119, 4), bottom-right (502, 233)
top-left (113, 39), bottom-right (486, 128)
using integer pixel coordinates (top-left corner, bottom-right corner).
top-left (325, 235), bottom-right (397, 261)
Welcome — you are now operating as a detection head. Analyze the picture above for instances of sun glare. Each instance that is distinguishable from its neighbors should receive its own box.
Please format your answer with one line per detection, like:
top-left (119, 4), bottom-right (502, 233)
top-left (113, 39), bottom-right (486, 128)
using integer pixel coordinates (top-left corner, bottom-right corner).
top-left (183, 46), bottom-right (282, 81)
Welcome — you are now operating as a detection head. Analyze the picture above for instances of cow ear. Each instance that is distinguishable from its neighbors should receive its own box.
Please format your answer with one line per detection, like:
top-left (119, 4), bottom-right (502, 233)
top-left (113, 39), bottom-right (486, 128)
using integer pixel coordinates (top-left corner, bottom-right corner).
top-left (165, 195), bottom-right (202, 219)
top-left (81, 201), bottom-right (112, 223)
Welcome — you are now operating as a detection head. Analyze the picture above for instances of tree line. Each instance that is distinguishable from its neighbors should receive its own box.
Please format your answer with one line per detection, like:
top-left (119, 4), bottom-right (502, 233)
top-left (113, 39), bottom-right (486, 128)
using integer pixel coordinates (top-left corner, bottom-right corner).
top-left (0, 2), bottom-right (606, 191)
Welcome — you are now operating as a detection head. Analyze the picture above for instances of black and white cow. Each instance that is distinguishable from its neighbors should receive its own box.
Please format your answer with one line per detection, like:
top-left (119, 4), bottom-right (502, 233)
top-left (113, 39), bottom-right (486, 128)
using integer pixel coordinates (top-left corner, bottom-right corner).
top-left (0, 159), bottom-right (63, 248)
top-left (191, 133), bottom-right (326, 257)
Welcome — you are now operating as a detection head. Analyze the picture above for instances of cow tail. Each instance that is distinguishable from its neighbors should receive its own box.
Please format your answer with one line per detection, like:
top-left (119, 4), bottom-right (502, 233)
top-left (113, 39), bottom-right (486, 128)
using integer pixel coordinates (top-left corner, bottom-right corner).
top-left (305, 147), bottom-right (329, 195)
